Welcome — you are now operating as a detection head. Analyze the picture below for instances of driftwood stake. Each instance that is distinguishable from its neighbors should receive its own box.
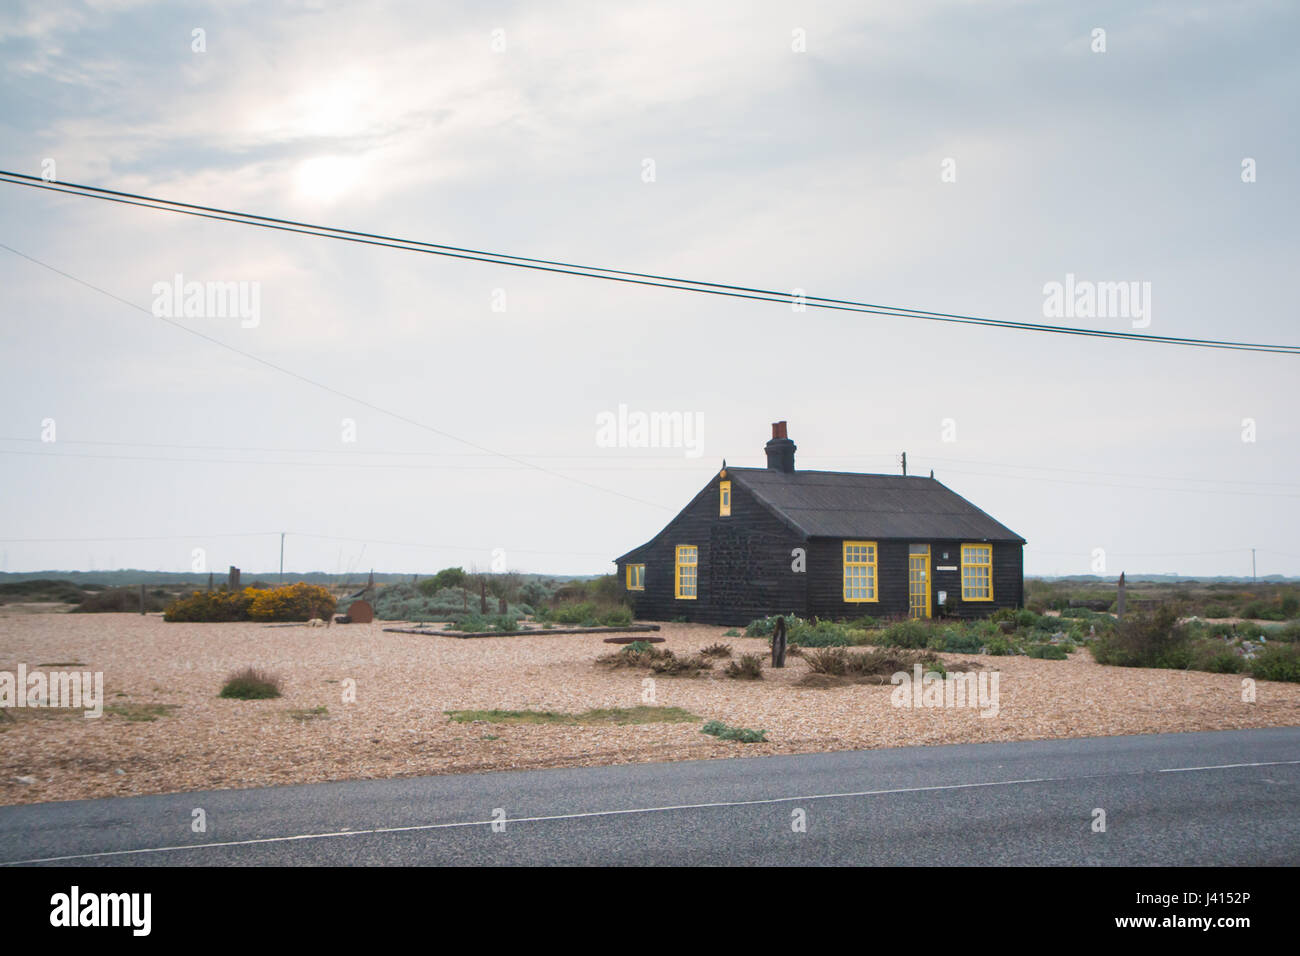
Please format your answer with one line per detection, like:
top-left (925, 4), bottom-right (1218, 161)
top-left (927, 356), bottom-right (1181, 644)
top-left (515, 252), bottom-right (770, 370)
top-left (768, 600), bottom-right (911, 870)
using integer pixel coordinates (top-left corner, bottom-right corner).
top-left (772, 615), bottom-right (788, 668)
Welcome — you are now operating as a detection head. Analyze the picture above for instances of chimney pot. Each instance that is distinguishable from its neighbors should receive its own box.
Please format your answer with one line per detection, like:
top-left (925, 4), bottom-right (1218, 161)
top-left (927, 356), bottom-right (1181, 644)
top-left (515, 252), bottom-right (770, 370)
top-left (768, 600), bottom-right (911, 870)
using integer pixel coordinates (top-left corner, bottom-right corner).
top-left (764, 421), bottom-right (796, 473)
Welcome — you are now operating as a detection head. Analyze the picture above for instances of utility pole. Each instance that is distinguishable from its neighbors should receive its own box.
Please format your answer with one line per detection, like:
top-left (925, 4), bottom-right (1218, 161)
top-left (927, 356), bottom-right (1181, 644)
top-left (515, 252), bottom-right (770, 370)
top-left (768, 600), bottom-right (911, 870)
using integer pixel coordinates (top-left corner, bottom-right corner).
top-left (900, 451), bottom-right (907, 476)
top-left (1251, 548), bottom-right (1256, 583)
top-left (279, 532), bottom-right (286, 583)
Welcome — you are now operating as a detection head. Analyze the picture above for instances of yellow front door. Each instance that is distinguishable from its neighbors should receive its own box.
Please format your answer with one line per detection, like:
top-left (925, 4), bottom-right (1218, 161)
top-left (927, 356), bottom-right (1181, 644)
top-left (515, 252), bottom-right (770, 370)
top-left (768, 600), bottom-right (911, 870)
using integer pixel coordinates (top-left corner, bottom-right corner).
top-left (908, 547), bottom-right (931, 619)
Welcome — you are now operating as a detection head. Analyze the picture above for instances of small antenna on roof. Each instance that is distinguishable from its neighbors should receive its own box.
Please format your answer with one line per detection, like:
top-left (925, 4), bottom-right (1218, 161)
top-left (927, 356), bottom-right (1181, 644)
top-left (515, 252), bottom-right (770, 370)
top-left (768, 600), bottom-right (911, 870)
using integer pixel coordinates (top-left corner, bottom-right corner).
top-left (930, 468), bottom-right (934, 479)
top-left (900, 452), bottom-right (907, 476)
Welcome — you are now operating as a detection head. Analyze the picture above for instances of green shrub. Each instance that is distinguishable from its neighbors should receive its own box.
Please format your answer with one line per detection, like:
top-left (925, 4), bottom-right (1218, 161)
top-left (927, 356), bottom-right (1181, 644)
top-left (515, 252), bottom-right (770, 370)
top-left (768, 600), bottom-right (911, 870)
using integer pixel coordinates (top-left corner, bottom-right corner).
top-left (1027, 643), bottom-right (1068, 660)
top-left (219, 667), bottom-right (282, 700)
top-left (984, 636), bottom-right (1016, 656)
top-left (701, 720), bottom-right (767, 743)
top-left (1251, 644), bottom-right (1300, 683)
top-left (929, 627), bottom-right (985, 654)
top-left (1191, 640), bottom-right (1245, 674)
top-left (599, 607), bottom-right (633, 627)
top-left (877, 619), bottom-right (931, 649)
top-left (992, 607), bottom-right (1042, 628)
top-left (417, 567), bottom-right (466, 596)
top-left (1090, 605), bottom-right (1190, 669)
top-left (1269, 622), bottom-right (1300, 643)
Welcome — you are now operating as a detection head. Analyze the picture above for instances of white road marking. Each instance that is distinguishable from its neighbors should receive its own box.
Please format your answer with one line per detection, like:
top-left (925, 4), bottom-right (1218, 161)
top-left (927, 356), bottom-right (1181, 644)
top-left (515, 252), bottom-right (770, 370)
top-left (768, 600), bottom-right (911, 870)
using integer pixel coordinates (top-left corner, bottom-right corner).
top-left (4, 759), bottom-right (1298, 865)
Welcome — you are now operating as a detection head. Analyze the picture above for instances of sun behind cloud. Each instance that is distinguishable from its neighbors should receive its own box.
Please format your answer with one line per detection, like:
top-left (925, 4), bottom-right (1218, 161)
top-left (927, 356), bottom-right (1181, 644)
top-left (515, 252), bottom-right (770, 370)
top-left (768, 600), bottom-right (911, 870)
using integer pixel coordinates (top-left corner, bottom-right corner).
top-left (293, 155), bottom-right (363, 203)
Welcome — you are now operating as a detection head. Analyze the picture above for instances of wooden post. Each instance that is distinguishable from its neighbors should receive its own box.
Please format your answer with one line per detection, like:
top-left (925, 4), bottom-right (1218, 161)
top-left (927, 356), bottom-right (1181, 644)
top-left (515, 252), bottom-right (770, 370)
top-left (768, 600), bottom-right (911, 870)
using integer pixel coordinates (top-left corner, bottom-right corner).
top-left (1116, 571), bottom-right (1126, 620)
top-left (207, 571), bottom-right (214, 591)
top-left (480, 579), bottom-right (488, 614)
top-left (228, 566), bottom-right (240, 591)
top-left (772, 616), bottom-right (788, 668)
top-left (499, 596), bottom-right (507, 615)
top-left (139, 583), bottom-right (146, 616)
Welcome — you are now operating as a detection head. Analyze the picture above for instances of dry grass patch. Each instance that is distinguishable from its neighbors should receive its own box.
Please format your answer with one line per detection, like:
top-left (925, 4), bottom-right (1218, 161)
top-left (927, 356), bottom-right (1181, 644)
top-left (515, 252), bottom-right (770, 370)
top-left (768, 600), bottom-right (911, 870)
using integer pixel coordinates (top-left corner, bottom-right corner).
top-left (722, 653), bottom-right (765, 680)
top-left (799, 647), bottom-right (947, 687)
top-left (103, 703), bottom-right (176, 722)
top-left (446, 705), bottom-right (698, 726)
top-left (287, 706), bottom-right (330, 721)
top-left (595, 642), bottom-right (713, 676)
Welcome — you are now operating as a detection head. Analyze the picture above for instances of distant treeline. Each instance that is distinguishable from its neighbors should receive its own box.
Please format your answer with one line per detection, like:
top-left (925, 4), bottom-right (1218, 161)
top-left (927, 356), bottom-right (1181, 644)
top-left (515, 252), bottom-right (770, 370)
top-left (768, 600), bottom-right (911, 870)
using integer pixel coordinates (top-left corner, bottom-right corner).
top-left (0, 570), bottom-right (603, 588)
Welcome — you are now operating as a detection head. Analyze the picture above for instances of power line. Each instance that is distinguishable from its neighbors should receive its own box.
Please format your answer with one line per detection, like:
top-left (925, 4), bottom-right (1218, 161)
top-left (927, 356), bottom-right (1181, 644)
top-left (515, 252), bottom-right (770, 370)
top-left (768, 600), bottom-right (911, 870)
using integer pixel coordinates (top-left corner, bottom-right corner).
top-left (0, 240), bottom-right (669, 512)
top-left (3, 170), bottom-right (1297, 354)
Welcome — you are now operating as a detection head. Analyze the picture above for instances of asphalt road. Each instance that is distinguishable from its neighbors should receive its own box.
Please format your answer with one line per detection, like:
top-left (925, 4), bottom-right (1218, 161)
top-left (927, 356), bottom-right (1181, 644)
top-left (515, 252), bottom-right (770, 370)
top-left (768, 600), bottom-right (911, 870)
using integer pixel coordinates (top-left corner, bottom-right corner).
top-left (2, 728), bottom-right (1297, 865)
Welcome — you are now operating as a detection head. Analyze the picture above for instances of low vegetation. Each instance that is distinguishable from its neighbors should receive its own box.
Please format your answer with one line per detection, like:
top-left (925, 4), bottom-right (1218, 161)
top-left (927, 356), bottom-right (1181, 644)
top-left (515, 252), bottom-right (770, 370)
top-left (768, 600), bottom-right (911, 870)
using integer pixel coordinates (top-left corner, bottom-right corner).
top-left (1026, 577), bottom-right (1300, 620)
top-left (102, 702), bottom-right (177, 721)
top-left (73, 587), bottom-right (170, 613)
top-left (1090, 605), bottom-right (1300, 682)
top-left (801, 647), bottom-right (947, 685)
top-left (595, 642), bottom-right (713, 676)
top-left (450, 612), bottom-right (520, 633)
top-left (743, 609), bottom-right (1086, 658)
top-left (701, 720), bottom-right (768, 743)
top-left (445, 706), bottom-right (698, 725)
top-left (0, 578), bottom-right (92, 605)
top-left (722, 653), bottom-right (765, 680)
top-left (287, 706), bottom-right (330, 721)
top-left (219, 667), bottom-right (282, 700)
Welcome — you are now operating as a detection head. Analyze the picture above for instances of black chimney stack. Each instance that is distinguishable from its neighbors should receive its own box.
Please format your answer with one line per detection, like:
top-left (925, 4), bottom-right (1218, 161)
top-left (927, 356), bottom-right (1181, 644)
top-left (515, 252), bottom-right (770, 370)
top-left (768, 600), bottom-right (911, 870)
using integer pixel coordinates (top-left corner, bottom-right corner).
top-left (765, 421), bottom-right (796, 473)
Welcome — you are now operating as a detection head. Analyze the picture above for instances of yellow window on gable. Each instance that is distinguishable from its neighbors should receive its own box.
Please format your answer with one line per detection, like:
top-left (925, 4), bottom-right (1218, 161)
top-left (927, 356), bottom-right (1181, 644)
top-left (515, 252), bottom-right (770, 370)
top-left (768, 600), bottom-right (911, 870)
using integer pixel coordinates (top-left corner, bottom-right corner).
top-left (961, 544), bottom-right (993, 601)
top-left (842, 540), bottom-right (878, 602)
top-left (719, 481), bottom-right (731, 516)
top-left (626, 563), bottom-right (645, 591)
top-left (675, 545), bottom-right (698, 599)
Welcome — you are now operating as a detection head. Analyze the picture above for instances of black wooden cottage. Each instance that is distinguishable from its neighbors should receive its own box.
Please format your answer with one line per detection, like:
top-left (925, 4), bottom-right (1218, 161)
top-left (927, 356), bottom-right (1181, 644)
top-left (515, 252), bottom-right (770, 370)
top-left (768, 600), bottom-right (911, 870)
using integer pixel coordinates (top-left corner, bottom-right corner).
top-left (615, 422), bottom-right (1026, 626)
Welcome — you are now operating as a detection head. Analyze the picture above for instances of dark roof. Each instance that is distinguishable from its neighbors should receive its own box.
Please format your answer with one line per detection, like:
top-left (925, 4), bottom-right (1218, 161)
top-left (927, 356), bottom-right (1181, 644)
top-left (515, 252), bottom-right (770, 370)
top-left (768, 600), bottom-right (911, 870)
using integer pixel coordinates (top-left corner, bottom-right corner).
top-left (728, 468), bottom-right (1025, 543)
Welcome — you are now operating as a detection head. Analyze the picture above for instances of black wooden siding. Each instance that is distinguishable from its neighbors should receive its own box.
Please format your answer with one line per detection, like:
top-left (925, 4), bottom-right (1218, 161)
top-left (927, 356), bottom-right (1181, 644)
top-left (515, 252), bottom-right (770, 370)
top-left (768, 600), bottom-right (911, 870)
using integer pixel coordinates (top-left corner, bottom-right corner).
top-left (617, 475), bottom-right (806, 625)
top-left (807, 539), bottom-right (1023, 620)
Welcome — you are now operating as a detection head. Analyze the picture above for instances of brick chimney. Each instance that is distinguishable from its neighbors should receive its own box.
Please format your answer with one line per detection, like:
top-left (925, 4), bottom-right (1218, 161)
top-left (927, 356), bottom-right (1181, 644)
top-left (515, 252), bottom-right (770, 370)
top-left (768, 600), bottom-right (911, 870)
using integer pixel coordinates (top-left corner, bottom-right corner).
top-left (764, 421), bottom-right (796, 473)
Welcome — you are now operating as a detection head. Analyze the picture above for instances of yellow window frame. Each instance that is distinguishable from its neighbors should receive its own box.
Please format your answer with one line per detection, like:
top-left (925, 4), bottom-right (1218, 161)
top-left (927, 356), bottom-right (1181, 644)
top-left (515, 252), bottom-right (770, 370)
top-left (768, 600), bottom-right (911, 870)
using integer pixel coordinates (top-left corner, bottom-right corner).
top-left (626, 563), bottom-right (645, 591)
top-left (961, 543), bottom-right (993, 601)
top-left (675, 545), bottom-right (698, 600)
top-left (719, 480), bottom-right (731, 517)
top-left (842, 540), bottom-right (878, 603)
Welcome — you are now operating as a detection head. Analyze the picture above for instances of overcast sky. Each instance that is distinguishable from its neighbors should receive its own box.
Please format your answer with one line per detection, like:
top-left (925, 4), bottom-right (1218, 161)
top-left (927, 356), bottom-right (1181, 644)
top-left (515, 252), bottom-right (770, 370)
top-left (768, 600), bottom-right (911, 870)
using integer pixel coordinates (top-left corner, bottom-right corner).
top-left (1, 0), bottom-right (1297, 579)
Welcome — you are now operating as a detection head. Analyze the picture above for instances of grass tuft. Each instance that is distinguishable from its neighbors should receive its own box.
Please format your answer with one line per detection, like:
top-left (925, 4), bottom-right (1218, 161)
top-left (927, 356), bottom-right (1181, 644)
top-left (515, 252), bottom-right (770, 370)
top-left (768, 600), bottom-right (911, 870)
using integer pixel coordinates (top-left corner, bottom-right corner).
top-left (219, 667), bottom-right (282, 700)
top-left (701, 720), bottom-right (767, 743)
